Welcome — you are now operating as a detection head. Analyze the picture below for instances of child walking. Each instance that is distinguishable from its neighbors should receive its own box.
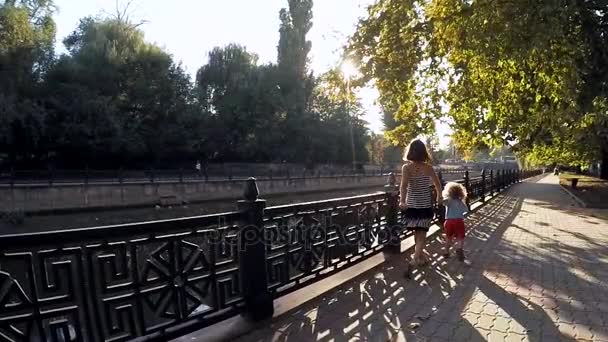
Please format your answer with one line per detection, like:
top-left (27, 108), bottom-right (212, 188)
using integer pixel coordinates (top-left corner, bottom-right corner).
top-left (442, 182), bottom-right (469, 262)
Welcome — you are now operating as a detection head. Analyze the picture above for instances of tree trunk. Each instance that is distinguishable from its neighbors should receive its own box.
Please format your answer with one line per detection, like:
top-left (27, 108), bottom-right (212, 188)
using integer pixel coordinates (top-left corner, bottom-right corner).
top-left (601, 149), bottom-right (608, 180)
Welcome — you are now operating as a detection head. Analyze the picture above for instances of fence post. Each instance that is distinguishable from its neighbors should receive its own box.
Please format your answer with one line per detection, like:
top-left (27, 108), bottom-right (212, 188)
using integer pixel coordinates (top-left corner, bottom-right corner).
top-left (480, 169), bottom-right (486, 203)
top-left (436, 170), bottom-right (446, 226)
top-left (179, 168), bottom-right (184, 183)
top-left (9, 167), bottom-right (15, 187)
top-left (384, 173), bottom-right (401, 253)
top-left (464, 170), bottom-right (471, 210)
top-left (84, 166), bottom-right (89, 185)
top-left (489, 170), bottom-right (494, 197)
top-left (437, 169), bottom-right (443, 186)
top-left (518, 169), bottom-right (522, 182)
top-left (237, 178), bottom-right (274, 321)
top-left (48, 166), bottom-right (53, 186)
top-left (496, 170), bottom-right (501, 192)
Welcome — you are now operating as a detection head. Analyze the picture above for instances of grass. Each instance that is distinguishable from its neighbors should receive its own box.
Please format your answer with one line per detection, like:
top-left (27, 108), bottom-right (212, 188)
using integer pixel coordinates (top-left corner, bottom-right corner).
top-left (559, 172), bottom-right (608, 209)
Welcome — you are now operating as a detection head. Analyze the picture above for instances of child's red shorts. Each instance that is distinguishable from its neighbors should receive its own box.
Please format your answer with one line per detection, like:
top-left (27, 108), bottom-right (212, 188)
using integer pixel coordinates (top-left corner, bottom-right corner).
top-left (444, 218), bottom-right (465, 240)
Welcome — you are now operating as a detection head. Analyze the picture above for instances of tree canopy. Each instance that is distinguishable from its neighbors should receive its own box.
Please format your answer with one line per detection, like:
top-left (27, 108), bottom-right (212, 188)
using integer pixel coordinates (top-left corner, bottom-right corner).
top-left (351, 0), bottom-right (608, 176)
top-left (0, 0), bottom-right (379, 170)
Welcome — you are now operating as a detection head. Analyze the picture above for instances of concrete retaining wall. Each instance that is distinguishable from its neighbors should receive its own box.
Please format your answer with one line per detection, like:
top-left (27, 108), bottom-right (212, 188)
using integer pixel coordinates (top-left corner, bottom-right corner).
top-left (0, 175), bottom-right (394, 213)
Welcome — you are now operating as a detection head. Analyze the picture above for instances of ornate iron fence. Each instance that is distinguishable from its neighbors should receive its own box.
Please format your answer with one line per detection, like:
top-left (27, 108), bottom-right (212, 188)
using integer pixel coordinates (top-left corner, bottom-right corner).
top-left (0, 213), bottom-right (244, 342)
top-left (0, 169), bottom-right (544, 341)
top-left (264, 192), bottom-right (392, 297)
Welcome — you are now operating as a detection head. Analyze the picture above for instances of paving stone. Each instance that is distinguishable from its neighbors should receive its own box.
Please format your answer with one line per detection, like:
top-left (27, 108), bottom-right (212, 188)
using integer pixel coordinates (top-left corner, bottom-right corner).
top-left (466, 301), bottom-right (486, 314)
top-left (475, 314), bottom-right (495, 330)
top-left (593, 327), bottom-right (608, 341)
top-left (557, 323), bottom-right (577, 339)
top-left (492, 317), bottom-right (511, 333)
top-left (507, 320), bottom-right (527, 335)
top-left (504, 333), bottom-right (524, 342)
top-left (183, 176), bottom-right (608, 342)
top-left (574, 324), bottom-right (594, 340)
top-left (452, 323), bottom-right (473, 341)
top-left (431, 323), bottom-right (455, 340)
top-left (486, 330), bottom-right (507, 342)
top-left (460, 312), bottom-right (481, 326)
top-left (483, 303), bottom-right (500, 316)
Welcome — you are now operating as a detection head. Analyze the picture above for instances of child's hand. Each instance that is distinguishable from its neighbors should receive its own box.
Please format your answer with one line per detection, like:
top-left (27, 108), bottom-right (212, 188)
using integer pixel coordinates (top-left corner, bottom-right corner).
top-left (399, 202), bottom-right (407, 210)
top-left (436, 197), bottom-right (443, 206)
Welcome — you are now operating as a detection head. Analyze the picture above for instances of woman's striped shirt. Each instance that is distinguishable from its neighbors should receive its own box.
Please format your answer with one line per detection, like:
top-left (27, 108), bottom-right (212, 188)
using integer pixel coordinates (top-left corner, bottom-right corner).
top-left (406, 175), bottom-right (432, 208)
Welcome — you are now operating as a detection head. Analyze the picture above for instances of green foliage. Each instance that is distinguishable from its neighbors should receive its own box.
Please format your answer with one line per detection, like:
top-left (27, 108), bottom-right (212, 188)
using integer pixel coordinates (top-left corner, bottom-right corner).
top-left (0, 0), bottom-right (55, 166)
top-left (310, 69), bottom-right (370, 164)
top-left (351, 0), bottom-right (608, 176)
top-left (0, 0), bottom-right (376, 169)
top-left (41, 17), bottom-right (198, 167)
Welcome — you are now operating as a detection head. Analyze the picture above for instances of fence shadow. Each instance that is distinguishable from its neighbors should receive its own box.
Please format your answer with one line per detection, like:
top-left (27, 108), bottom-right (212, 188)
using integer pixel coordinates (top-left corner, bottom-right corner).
top-left (236, 177), bottom-right (606, 342)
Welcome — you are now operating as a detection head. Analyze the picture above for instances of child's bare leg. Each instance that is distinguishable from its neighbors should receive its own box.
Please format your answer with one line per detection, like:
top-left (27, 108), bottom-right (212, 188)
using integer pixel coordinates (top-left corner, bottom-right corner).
top-left (443, 235), bottom-right (453, 257)
top-left (455, 239), bottom-right (465, 261)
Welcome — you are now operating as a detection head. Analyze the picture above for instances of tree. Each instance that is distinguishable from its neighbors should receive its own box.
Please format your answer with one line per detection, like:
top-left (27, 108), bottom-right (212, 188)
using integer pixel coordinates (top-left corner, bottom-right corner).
top-left (0, 0), bottom-right (55, 167)
top-left (309, 69), bottom-right (370, 165)
top-left (196, 44), bottom-right (272, 161)
top-left (350, 0), bottom-right (608, 178)
top-left (380, 105), bottom-right (404, 164)
top-left (44, 16), bottom-right (198, 167)
top-left (277, 0), bottom-right (316, 162)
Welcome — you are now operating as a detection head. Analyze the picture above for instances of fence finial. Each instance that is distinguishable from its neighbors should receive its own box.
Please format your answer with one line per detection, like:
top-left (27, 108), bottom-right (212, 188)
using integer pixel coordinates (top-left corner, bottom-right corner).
top-left (387, 172), bottom-right (396, 186)
top-left (243, 177), bottom-right (259, 201)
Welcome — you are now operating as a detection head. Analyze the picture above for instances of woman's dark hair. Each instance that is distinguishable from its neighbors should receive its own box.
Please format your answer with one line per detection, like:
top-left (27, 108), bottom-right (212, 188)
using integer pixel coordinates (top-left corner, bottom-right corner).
top-left (404, 139), bottom-right (432, 163)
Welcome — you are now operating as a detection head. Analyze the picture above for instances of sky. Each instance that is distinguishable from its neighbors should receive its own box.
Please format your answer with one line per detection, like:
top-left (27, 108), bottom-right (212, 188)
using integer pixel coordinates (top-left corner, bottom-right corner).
top-left (52, 0), bottom-right (451, 145)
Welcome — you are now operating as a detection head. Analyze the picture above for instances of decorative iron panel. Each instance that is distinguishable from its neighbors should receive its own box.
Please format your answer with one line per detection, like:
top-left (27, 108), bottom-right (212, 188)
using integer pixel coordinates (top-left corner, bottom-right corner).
top-left (264, 193), bottom-right (389, 297)
top-left (468, 177), bottom-right (485, 204)
top-left (0, 212), bottom-right (243, 342)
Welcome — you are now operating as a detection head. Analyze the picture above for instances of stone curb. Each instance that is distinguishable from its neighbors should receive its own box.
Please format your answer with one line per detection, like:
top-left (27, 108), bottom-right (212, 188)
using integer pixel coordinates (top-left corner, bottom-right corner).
top-left (558, 184), bottom-right (587, 208)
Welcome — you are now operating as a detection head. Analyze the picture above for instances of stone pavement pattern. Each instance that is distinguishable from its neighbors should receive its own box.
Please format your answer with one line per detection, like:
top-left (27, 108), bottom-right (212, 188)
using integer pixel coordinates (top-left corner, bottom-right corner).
top-left (234, 175), bottom-right (608, 342)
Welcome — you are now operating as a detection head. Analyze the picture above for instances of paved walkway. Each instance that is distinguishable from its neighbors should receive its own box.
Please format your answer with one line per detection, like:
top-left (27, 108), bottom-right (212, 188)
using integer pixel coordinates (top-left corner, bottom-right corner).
top-left (235, 175), bottom-right (608, 342)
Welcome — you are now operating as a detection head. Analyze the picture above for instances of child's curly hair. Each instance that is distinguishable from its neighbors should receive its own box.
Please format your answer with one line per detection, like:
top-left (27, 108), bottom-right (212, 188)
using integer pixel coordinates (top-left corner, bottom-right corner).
top-left (442, 182), bottom-right (467, 201)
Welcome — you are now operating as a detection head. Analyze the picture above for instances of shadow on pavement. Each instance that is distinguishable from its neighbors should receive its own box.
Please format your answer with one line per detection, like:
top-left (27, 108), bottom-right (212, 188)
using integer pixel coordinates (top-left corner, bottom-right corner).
top-left (237, 177), bottom-right (604, 341)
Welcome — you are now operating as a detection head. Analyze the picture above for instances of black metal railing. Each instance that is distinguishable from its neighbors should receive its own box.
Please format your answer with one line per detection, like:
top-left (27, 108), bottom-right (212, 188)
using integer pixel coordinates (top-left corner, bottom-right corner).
top-left (0, 169), bottom-right (543, 341)
top-left (0, 167), bottom-right (483, 186)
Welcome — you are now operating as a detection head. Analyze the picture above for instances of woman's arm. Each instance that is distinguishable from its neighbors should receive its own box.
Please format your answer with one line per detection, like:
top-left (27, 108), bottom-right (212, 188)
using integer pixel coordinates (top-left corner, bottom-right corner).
top-left (430, 166), bottom-right (443, 205)
top-left (399, 164), bottom-right (409, 209)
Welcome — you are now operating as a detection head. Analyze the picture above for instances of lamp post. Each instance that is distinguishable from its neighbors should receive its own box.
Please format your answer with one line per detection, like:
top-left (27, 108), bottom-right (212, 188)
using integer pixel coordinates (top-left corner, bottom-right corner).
top-left (341, 60), bottom-right (358, 173)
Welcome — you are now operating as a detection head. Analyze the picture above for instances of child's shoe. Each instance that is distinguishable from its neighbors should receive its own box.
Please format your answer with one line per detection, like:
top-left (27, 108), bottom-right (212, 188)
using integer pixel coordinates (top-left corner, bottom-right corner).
top-left (456, 249), bottom-right (465, 262)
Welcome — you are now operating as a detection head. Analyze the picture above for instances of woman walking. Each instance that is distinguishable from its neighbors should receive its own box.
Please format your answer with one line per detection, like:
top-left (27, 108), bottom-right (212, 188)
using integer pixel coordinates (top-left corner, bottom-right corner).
top-left (399, 139), bottom-right (443, 273)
